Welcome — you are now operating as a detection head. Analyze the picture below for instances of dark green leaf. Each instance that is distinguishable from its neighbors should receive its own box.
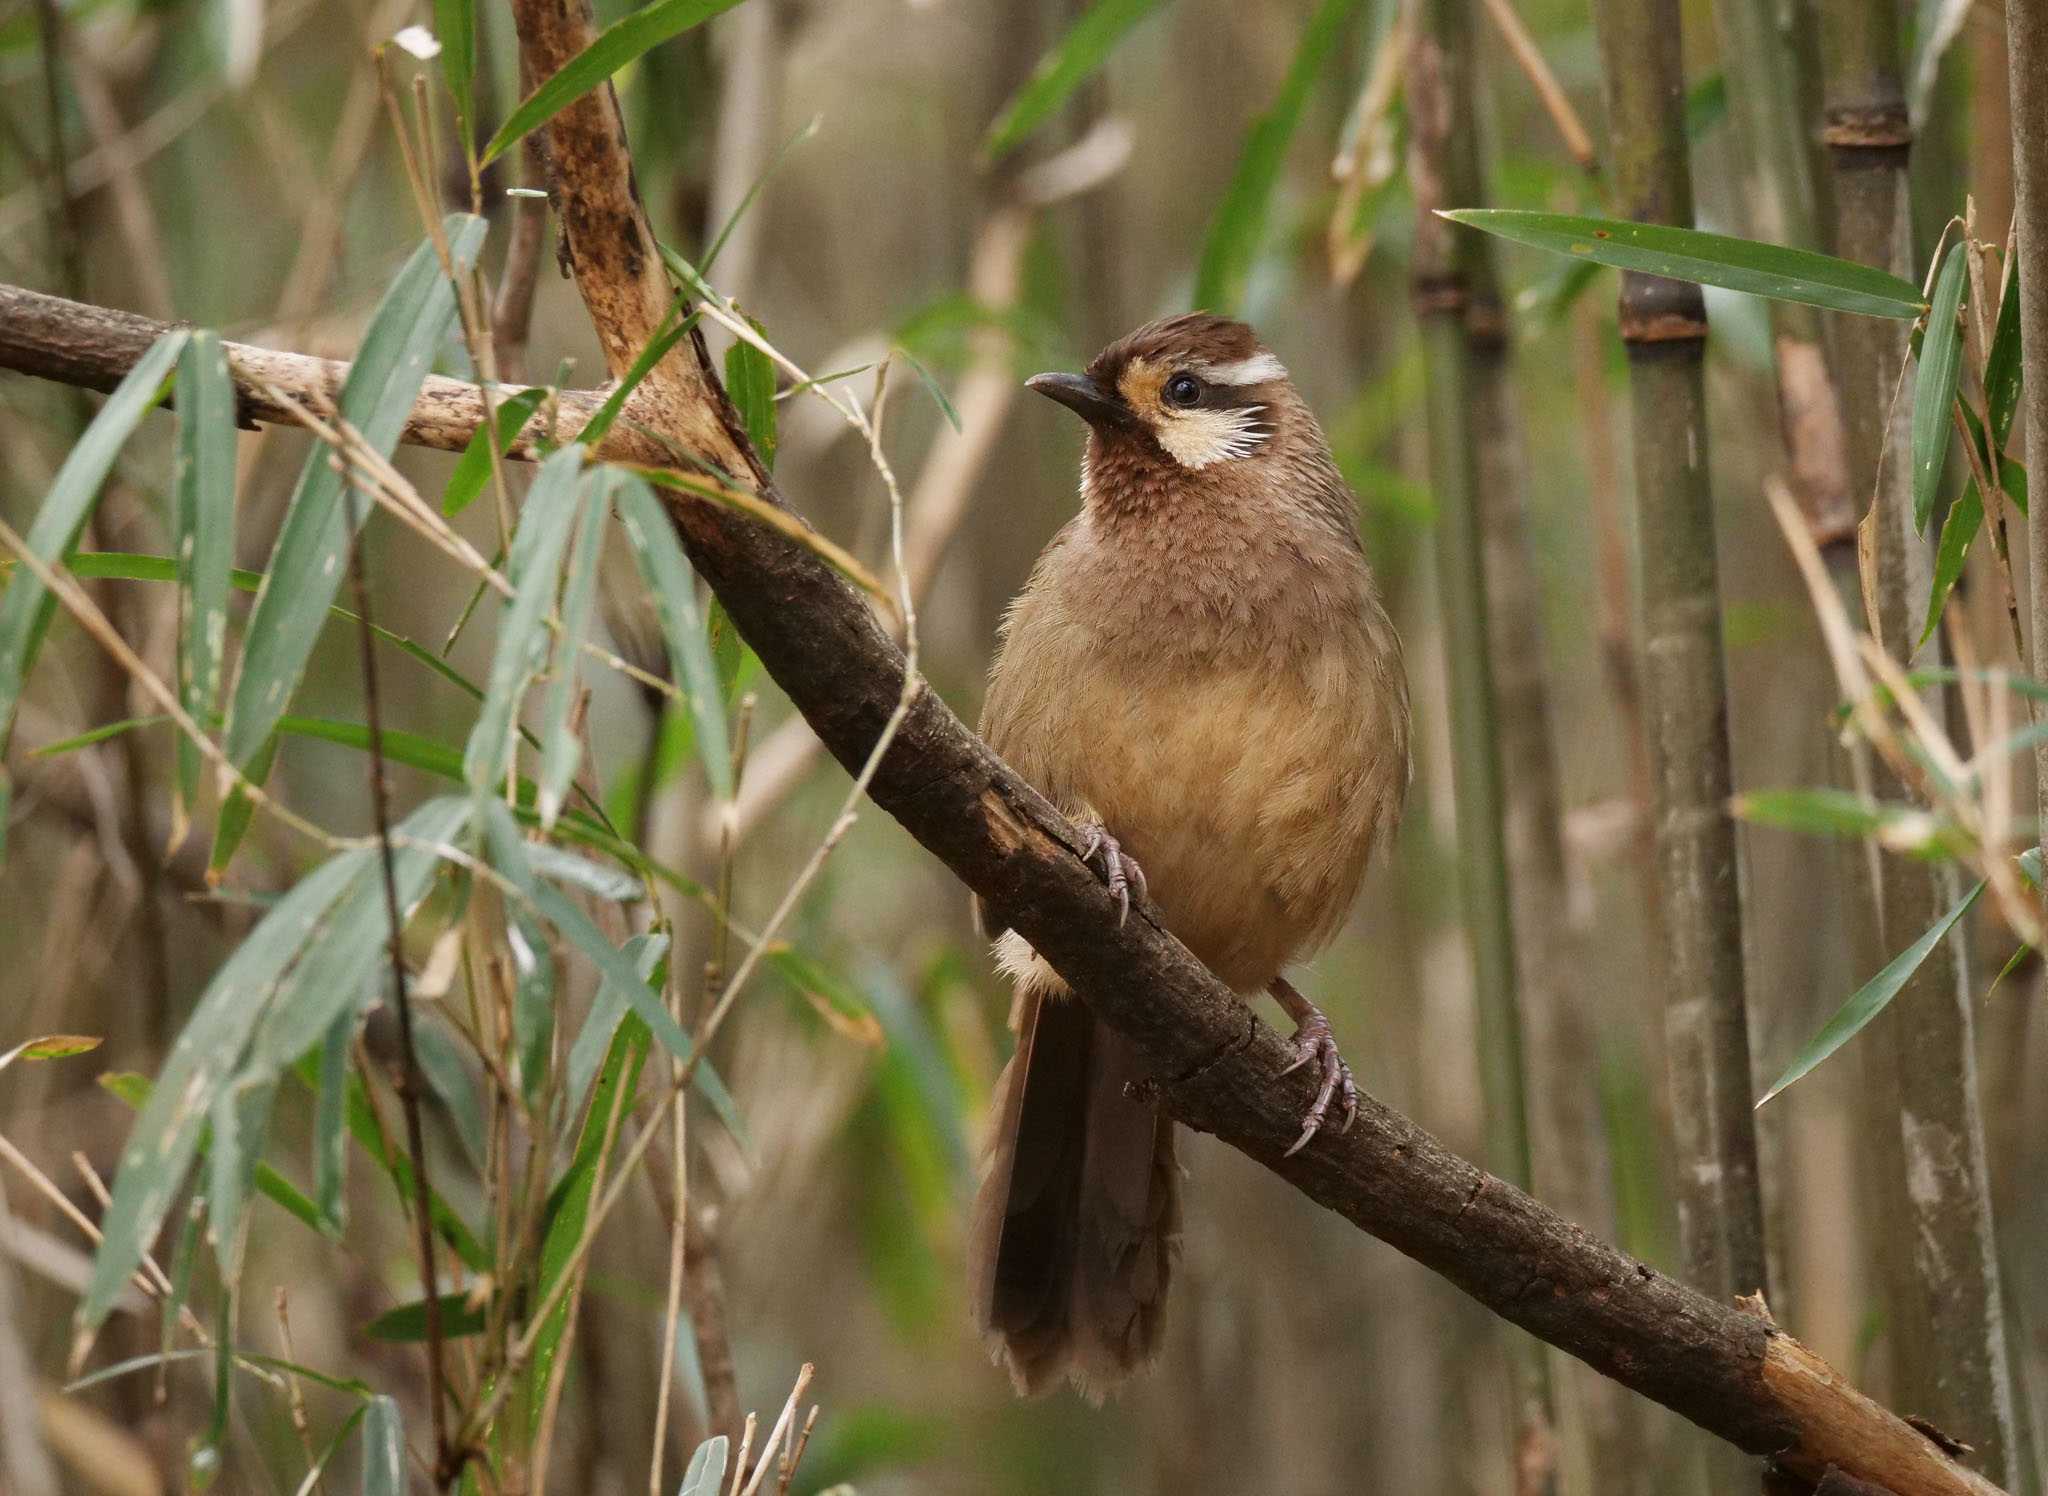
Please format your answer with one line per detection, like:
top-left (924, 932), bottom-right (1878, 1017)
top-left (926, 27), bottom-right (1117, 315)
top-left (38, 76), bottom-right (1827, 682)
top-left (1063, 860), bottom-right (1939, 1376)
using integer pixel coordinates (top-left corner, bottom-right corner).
top-left (1757, 874), bottom-right (1982, 1106)
top-left (1911, 240), bottom-right (1968, 532)
top-left (1439, 210), bottom-right (1929, 320)
top-left (314, 1010), bottom-right (351, 1229)
top-left (223, 215), bottom-right (487, 769)
top-left (444, 388), bottom-right (548, 517)
top-left (29, 716), bottom-right (169, 758)
top-left (365, 1292), bottom-right (487, 1342)
top-left (435, 0), bottom-right (476, 140)
top-left (209, 732), bottom-right (276, 881)
top-left (1684, 72), bottom-right (1727, 140)
top-left (1922, 482), bottom-right (1981, 646)
top-left (1194, 0), bottom-right (1365, 313)
top-left (0, 331), bottom-right (185, 753)
top-left (575, 310), bottom-right (695, 449)
top-left (981, 0), bottom-right (1168, 162)
top-left (724, 330), bottom-right (779, 469)
top-left (481, 0), bottom-right (747, 165)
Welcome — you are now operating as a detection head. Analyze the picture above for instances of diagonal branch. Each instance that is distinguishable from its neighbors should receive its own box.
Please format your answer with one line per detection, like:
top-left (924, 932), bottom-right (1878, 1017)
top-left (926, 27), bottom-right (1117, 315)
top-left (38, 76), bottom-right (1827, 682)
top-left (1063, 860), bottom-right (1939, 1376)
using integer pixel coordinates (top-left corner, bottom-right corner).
top-left (0, 5), bottom-right (2012, 1484)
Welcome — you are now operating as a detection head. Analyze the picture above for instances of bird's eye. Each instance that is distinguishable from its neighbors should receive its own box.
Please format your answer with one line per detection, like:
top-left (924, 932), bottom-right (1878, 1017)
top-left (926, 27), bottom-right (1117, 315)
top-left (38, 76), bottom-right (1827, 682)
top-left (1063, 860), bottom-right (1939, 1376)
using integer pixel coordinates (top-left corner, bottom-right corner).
top-left (1164, 373), bottom-right (1201, 408)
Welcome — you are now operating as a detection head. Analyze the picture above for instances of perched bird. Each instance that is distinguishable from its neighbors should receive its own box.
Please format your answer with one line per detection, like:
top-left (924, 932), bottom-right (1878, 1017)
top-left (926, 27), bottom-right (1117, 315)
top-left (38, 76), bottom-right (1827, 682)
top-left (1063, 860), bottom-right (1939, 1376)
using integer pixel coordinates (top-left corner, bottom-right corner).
top-left (968, 314), bottom-right (1412, 1400)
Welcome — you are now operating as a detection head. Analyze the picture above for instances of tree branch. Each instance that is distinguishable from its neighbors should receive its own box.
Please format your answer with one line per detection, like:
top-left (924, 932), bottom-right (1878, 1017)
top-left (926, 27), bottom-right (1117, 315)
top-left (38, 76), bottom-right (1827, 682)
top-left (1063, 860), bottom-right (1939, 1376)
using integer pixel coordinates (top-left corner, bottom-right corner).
top-left (0, 4), bottom-right (2013, 1480)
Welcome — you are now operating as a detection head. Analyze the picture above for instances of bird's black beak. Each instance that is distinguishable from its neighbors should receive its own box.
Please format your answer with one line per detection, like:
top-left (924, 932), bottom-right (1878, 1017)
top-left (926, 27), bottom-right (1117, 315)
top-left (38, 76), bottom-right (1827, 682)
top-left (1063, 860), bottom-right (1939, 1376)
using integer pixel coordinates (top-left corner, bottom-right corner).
top-left (1026, 371), bottom-right (1129, 429)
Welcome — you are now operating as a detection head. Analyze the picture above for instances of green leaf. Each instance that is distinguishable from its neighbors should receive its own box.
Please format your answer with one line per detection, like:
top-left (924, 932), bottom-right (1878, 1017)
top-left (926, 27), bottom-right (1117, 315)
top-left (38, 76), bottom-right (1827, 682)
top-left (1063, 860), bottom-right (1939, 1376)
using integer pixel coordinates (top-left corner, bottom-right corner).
top-left (481, 0), bottom-right (747, 165)
top-left (1911, 240), bottom-right (1968, 532)
top-left (575, 309), bottom-right (696, 449)
top-left (1984, 256), bottom-right (2023, 448)
top-left (565, 933), bottom-right (665, 1117)
top-left (981, 0), bottom-right (1168, 162)
top-left (223, 215), bottom-right (487, 769)
top-left (0, 331), bottom-right (185, 754)
top-left (79, 848), bottom-right (367, 1334)
top-left (1438, 210), bottom-right (1929, 320)
top-left (208, 731), bottom-right (275, 882)
top-left (480, 800), bottom-right (745, 1139)
top-left (206, 1077), bottom-right (277, 1278)
top-left (679, 1436), bottom-right (729, 1496)
top-left (528, 1000), bottom-right (648, 1435)
top-left (365, 1292), bottom-right (487, 1342)
top-left (537, 466), bottom-right (611, 825)
top-left (173, 331), bottom-right (237, 819)
top-left (444, 387), bottom-right (548, 517)
top-left (724, 330), bottom-right (779, 469)
top-left (1732, 787), bottom-right (1954, 846)
top-left (1684, 71), bottom-right (1727, 141)
top-left (98, 1072), bottom-right (337, 1240)
top-left (0, 1033), bottom-right (101, 1069)
top-left (701, 114), bottom-right (821, 274)
top-left (1194, 0), bottom-right (1364, 313)
top-left (1922, 481), bottom-right (1981, 646)
top-left (899, 350), bottom-right (962, 434)
top-left (466, 446), bottom-right (588, 792)
top-left (435, 0), bottom-right (476, 141)
top-left (614, 477), bottom-right (734, 800)
top-left (526, 841), bottom-right (643, 903)
top-left (1756, 875), bottom-right (1982, 1106)
top-left (361, 1395), bottom-right (406, 1496)
top-left (314, 1011), bottom-right (351, 1230)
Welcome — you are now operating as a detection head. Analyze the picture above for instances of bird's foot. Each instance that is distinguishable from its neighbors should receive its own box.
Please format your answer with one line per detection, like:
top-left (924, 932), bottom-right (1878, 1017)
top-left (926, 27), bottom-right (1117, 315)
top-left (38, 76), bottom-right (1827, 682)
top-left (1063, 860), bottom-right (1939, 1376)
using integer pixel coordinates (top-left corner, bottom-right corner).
top-left (1278, 1000), bottom-right (1358, 1157)
top-left (1077, 821), bottom-right (1147, 926)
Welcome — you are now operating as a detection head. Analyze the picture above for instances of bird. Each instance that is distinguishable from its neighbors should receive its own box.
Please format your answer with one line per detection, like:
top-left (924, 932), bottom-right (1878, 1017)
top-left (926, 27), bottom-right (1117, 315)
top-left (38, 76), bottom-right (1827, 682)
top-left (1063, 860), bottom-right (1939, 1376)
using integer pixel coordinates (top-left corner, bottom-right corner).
top-left (967, 312), bottom-right (1412, 1401)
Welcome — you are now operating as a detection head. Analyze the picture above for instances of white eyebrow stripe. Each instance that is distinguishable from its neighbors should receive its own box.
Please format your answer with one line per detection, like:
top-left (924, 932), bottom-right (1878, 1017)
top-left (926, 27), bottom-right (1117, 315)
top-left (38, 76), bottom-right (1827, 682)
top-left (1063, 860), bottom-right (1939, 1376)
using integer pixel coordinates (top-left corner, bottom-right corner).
top-left (1197, 352), bottom-right (1288, 386)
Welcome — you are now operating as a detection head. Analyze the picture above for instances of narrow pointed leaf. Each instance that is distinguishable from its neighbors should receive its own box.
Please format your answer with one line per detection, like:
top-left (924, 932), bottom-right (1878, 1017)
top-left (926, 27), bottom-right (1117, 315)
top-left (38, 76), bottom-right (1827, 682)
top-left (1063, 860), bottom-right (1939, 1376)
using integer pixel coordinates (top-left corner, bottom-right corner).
top-left (314, 1009), bottom-right (352, 1229)
top-left (0, 330), bottom-right (185, 753)
top-left (1922, 483), bottom-right (1982, 646)
top-left (537, 466), bottom-right (610, 825)
top-left (1984, 257), bottom-right (2023, 446)
top-left (614, 476), bottom-right (733, 800)
top-left (224, 215), bottom-right (487, 769)
top-left (1757, 876), bottom-right (1983, 1106)
top-left (1911, 241), bottom-right (1968, 532)
top-left (465, 445), bottom-right (587, 791)
top-left (724, 331), bottom-right (778, 468)
top-left (434, 0), bottom-right (476, 139)
top-left (444, 387), bottom-right (548, 516)
top-left (174, 331), bottom-right (237, 817)
top-left (678, 1436), bottom-right (729, 1496)
top-left (574, 307), bottom-right (695, 449)
top-left (365, 1292), bottom-right (488, 1341)
top-left (1439, 210), bottom-right (1928, 320)
top-left (361, 1396), bottom-right (405, 1496)
top-left (701, 114), bottom-right (820, 274)
top-left (982, 0), bottom-right (1168, 162)
top-left (481, 0), bottom-right (746, 164)
top-left (564, 933), bottom-right (664, 1116)
top-left (1194, 0), bottom-right (1365, 313)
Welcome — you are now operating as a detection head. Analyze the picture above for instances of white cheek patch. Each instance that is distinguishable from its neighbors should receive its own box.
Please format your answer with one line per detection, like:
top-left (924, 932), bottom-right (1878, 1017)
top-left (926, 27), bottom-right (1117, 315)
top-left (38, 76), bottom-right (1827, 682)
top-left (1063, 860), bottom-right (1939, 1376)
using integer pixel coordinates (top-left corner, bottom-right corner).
top-left (1156, 404), bottom-right (1272, 469)
top-left (1197, 352), bottom-right (1288, 386)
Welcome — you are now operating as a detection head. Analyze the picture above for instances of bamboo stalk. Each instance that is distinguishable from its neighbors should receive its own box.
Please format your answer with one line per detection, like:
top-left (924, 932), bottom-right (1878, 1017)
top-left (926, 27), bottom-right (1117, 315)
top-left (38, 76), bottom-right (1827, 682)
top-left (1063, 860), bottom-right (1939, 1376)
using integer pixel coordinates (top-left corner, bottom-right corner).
top-left (1587, 0), bottom-right (1772, 1486)
top-left (1817, 3), bottom-right (2020, 1481)
top-left (1405, 1), bottom-right (1555, 1485)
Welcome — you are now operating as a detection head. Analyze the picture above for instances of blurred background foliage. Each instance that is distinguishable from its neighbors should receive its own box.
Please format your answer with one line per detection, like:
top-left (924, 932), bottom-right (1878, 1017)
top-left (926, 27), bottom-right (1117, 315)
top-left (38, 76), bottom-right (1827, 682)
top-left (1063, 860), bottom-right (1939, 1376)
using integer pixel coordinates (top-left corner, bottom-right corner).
top-left (0, 0), bottom-right (2042, 1490)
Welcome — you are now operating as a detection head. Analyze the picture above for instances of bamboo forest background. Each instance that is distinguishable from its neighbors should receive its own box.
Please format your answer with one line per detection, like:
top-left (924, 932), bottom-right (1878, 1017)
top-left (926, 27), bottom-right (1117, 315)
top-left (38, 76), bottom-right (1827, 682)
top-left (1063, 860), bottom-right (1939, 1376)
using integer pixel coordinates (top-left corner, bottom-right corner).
top-left (0, 0), bottom-right (2042, 1491)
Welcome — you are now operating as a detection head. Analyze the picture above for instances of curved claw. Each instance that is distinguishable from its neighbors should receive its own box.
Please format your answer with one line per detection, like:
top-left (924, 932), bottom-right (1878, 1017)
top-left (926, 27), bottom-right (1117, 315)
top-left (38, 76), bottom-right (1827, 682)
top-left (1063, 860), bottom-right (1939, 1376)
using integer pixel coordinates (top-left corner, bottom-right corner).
top-left (1280, 1008), bottom-right (1357, 1158)
top-left (1077, 822), bottom-right (1145, 927)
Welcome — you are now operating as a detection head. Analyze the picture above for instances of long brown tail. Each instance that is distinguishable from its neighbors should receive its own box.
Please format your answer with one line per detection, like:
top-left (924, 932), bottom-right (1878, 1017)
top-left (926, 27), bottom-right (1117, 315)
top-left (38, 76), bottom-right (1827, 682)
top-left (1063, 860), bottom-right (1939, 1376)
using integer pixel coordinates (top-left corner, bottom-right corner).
top-left (968, 988), bottom-right (1179, 1402)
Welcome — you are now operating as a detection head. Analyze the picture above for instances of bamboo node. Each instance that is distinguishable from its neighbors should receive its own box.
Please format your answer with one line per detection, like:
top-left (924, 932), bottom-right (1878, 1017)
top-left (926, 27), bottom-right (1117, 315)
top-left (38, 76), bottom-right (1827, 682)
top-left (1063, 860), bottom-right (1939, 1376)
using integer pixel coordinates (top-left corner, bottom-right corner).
top-left (1617, 307), bottom-right (1709, 344)
top-left (1821, 105), bottom-right (1911, 149)
top-left (1410, 274), bottom-right (1469, 318)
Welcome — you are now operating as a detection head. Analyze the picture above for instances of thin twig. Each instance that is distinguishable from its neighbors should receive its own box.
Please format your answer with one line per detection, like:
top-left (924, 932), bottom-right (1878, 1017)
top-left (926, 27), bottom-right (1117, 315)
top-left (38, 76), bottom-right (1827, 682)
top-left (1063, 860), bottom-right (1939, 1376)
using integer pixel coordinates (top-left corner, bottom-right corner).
top-left (1477, 0), bottom-right (1598, 173)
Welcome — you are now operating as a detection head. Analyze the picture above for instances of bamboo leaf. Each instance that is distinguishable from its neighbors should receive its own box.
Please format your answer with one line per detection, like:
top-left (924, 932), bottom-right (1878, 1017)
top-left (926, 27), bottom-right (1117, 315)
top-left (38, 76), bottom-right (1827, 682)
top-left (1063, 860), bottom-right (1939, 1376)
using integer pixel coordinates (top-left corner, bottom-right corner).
top-left (481, 0), bottom-right (746, 165)
top-left (223, 214), bottom-right (487, 770)
top-left (678, 1437), bottom-right (729, 1496)
top-left (0, 331), bottom-right (185, 754)
top-left (1922, 481), bottom-right (1981, 646)
top-left (479, 798), bottom-right (744, 1138)
top-left (1984, 256), bottom-right (2023, 447)
top-left (208, 732), bottom-right (275, 881)
top-left (526, 841), bottom-right (643, 902)
top-left (79, 848), bottom-right (368, 1336)
top-left (537, 466), bottom-right (611, 825)
top-left (314, 1010), bottom-right (350, 1230)
top-left (575, 307), bottom-right (696, 449)
top-left (1439, 210), bottom-right (1929, 320)
top-left (173, 331), bottom-right (237, 821)
top-left (724, 331), bottom-right (779, 468)
top-left (1756, 876), bottom-right (1982, 1106)
top-left (1911, 241), bottom-right (1968, 532)
top-left (0, 1033), bottom-right (101, 1070)
top-left (564, 932), bottom-right (665, 1117)
top-left (444, 387), bottom-right (548, 516)
top-left (365, 1292), bottom-right (487, 1342)
top-left (1194, 0), bottom-right (1365, 313)
top-left (899, 350), bottom-right (962, 435)
top-left (361, 1396), bottom-right (406, 1496)
top-left (981, 0), bottom-right (1168, 162)
top-left (614, 477), bottom-right (734, 800)
top-left (466, 445), bottom-right (587, 792)
top-left (434, 0), bottom-right (476, 140)
top-left (701, 114), bottom-right (820, 274)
